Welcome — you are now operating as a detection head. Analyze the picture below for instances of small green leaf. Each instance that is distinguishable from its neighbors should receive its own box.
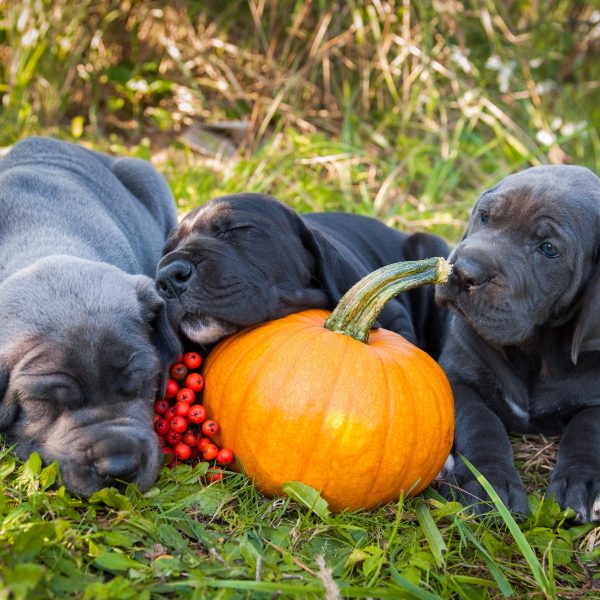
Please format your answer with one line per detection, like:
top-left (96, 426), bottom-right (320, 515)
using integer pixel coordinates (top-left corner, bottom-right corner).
top-left (2, 563), bottom-right (45, 600)
top-left (88, 487), bottom-right (132, 511)
top-left (158, 523), bottom-right (190, 553)
top-left (95, 551), bottom-right (143, 573)
top-left (39, 461), bottom-right (59, 490)
top-left (281, 481), bottom-right (331, 520)
top-left (103, 531), bottom-right (133, 549)
top-left (23, 451), bottom-right (42, 478)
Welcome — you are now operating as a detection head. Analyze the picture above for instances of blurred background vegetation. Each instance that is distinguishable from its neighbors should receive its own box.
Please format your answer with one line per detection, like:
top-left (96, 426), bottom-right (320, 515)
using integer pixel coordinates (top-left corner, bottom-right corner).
top-left (0, 0), bottom-right (599, 242)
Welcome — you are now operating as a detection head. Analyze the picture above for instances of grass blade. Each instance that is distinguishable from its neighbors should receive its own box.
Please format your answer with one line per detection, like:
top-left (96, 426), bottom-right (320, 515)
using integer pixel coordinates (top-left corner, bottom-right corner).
top-left (460, 455), bottom-right (556, 599)
top-left (414, 499), bottom-right (447, 568)
top-left (389, 558), bottom-right (443, 600)
top-left (454, 518), bottom-right (513, 597)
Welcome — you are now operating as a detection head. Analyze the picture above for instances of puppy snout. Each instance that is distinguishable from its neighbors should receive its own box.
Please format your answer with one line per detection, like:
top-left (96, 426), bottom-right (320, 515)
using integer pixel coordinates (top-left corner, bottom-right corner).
top-left (453, 256), bottom-right (490, 288)
top-left (90, 435), bottom-right (146, 484)
top-left (94, 452), bottom-right (141, 482)
top-left (157, 258), bottom-right (194, 298)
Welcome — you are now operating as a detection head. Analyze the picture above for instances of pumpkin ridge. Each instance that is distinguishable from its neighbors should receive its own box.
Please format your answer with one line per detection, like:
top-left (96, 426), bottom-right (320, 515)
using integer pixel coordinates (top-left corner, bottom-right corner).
top-left (389, 345), bottom-right (450, 492)
top-left (423, 359), bottom-right (452, 488)
top-left (220, 320), bottom-right (312, 454)
top-left (363, 346), bottom-right (395, 508)
top-left (295, 334), bottom-right (351, 494)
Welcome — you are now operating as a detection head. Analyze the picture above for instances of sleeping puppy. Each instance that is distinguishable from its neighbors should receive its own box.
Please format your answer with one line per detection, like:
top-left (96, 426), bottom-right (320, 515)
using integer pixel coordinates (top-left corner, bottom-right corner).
top-left (436, 165), bottom-right (600, 521)
top-left (156, 193), bottom-right (449, 357)
top-left (0, 137), bottom-right (180, 497)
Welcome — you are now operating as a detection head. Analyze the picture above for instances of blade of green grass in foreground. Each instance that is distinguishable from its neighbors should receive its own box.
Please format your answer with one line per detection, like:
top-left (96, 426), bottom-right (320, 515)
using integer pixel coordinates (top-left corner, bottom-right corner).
top-left (461, 455), bottom-right (556, 599)
top-left (414, 499), bottom-right (447, 568)
top-left (424, 487), bottom-right (514, 597)
top-left (389, 553), bottom-right (443, 600)
top-left (454, 518), bottom-right (513, 597)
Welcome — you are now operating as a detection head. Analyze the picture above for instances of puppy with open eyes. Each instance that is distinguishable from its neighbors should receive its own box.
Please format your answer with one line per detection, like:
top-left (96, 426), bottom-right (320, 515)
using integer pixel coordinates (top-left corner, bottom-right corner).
top-left (156, 193), bottom-right (450, 358)
top-left (436, 165), bottom-right (600, 522)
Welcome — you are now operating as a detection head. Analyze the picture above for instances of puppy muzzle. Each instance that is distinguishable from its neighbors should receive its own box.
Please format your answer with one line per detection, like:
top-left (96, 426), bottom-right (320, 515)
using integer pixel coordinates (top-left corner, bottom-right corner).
top-left (157, 258), bottom-right (195, 299)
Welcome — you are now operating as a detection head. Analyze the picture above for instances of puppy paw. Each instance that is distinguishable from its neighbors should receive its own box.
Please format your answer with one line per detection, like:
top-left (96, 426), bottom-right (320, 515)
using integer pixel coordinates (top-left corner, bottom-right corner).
top-left (547, 465), bottom-right (600, 522)
top-left (439, 460), bottom-right (529, 517)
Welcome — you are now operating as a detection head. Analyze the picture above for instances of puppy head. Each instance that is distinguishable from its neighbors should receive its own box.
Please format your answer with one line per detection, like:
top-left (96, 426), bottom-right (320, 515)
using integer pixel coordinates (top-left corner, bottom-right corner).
top-left (0, 256), bottom-right (180, 497)
top-left (156, 193), bottom-right (337, 345)
top-left (436, 166), bottom-right (600, 349)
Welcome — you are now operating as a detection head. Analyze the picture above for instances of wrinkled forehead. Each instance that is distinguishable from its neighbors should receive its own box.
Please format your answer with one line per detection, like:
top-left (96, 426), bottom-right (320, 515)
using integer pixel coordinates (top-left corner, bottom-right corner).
top-left (8, 321), bottom-right (158, 390)
top-left (0, 261), bottom-right (139, 324)
top-left (475, 168), bottom-right (600, 238)
top-left (165, 193), bottom-right (289, 251)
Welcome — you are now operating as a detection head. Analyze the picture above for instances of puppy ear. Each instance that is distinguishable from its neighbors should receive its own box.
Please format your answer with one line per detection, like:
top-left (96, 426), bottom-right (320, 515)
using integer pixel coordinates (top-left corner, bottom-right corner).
top-left (112, 157), bottom-right (178, 237)
top-left (571, 269), bottom-right (600, 364)
top-left (296, 220), bottom-right (415, 340)
top-left (0, 364), bottom-right (16, 430)
top-left (136, 281), bottom-right (182, 397)
top-left (297, 224), bottom-right (367, 306)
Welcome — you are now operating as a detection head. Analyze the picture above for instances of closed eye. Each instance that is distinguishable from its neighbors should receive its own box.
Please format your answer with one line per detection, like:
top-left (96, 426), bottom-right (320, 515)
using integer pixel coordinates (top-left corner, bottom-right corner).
top-left (216, 225), bottom-right (255, 237)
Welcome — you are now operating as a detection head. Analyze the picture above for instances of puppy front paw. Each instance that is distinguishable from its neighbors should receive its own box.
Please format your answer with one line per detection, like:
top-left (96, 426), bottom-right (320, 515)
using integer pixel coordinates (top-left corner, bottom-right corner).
top-left (547, 464), bottom-right (600, 522)
top-left (439, 460), bottom-right (529, 517)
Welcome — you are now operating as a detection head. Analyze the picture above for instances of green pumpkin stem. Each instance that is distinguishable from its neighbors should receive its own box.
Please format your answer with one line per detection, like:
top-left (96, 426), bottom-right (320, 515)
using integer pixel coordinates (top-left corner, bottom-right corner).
top-left (323, 257), bottom-right (452, 343)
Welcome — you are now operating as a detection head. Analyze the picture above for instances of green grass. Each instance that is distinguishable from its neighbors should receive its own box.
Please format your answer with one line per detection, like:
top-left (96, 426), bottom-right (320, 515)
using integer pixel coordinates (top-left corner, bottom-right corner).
top-left (1, 0), bottom-right (600, 597)
top-left (1, 447), bottom-right (599, 599)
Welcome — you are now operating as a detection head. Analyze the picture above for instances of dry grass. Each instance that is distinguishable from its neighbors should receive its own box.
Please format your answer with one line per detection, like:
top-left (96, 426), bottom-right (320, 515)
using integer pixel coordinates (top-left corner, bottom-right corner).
top-left (1, 1), bottom-right (599, 241)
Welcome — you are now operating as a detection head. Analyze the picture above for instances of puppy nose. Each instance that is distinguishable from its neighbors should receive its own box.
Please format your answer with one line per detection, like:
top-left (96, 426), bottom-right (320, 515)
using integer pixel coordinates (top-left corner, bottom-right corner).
top-left (157, 259), bottom-right (194, 298)
top-left (94, 452), bottom-right (141, 482)
top-left (452, 256), bottom-right (490, 287)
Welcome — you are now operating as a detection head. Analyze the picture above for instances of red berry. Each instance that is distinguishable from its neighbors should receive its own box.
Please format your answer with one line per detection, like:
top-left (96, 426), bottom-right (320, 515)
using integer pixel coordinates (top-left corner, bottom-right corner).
top-left (154, 399), bottom-right (169, 415)
top-left (166, 430), bottom-right (182, 446)
top-left (202, 420), bottom-right (219, 437)
top-left (175, 401), bottom-right (190, 418)
top-left (217, 448), bottom-right (234, 465)
top-left (153, 414), bottom-right (161, 425)
top-left (185, 373), bottom-right (204, 392)
top-left (183, 430), bottom-right (198, 446)
top-left (183, 352), bottom-right (202, 370)
top-left (177, 352), bottom-right (183, 363)
top-left (170, 362), bottom-right (188, 381)
top-left (189, 447), bottom-right (200, 461)
top-left (176, 387), bottom-right (195, 404)
top-left (165, 406), bottom-right (177, 421)
top-left (177, 388), bottom-right (196, 404)
top-left (188, 404), bottom-right (207, 424)
top-left (170, 416), bottom-right (187, 433)
top-left (197, 437), bottom-right (211, 451)
top-left (174, 442), bottom-right (192, 461)
top-left (165, 379), bottom-right (179, 399)
top-left (202, 443), bottom-right (219, 461)
top-left (157, 435), bottom-right (167, 447)
top-left (208, 467), bottom-right (224, 482)
top-left (154, 418), bottom-right (170, 436)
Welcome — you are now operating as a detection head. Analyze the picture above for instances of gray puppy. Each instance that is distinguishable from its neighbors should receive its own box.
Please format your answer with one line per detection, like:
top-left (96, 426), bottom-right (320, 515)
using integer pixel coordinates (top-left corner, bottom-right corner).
top-left (156, 193), bottom-right (449, 358)
top-left (0, 137), bottom-right (180, 497)
top-left (436, 165), bottom-right (600, 521)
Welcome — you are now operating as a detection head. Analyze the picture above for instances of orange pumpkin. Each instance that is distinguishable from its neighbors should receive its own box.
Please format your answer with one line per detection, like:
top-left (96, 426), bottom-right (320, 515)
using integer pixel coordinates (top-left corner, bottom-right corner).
top-left (203, 257), bottom-right (454, 512)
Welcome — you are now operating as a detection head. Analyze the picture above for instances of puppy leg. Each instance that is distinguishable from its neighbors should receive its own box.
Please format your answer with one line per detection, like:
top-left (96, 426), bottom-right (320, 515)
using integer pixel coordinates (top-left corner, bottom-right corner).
top-left (442, 383), bottom-right (529, 516)
top-left (547, 406), bottom-right (600, 522)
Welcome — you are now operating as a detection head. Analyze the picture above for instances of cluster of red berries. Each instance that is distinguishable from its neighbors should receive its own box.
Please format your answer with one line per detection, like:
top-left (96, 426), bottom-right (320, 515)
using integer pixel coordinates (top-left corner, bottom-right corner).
top-left (153, 351), bottom-right (233, 481)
